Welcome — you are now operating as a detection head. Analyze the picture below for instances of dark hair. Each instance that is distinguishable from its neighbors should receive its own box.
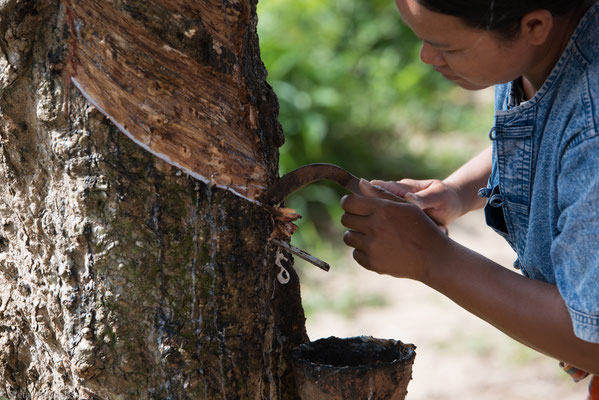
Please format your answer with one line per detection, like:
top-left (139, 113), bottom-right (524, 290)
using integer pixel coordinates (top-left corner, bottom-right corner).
top-left (416, 0), bottom-right (589, 39)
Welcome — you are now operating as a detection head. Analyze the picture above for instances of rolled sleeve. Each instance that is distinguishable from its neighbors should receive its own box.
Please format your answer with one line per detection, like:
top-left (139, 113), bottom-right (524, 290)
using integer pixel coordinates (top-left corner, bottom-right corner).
top-left (569, 307), bottom-right (599, 342)
top-left (551, 132), bottom-right (599, 343)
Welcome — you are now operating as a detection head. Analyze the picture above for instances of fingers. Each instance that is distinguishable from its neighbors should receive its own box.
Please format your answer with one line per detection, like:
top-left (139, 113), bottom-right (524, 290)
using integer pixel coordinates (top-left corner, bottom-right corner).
top-left (343, 229), bottom-right (367, 250)
top-left (351, 249), bottom-right (371, 270)
top-left (340, 211), bottom-right (370, 232)
top-left (370, 179), bottom-right (433, 197)
top-left (369, 178), bottom-right (447, 211)
top-left (359, 179), bottom-right (408, 203)
top-left (343, 231), bottom-right (372, 270)
top-left (341, 193), bottom-right (380, 216)
top-left (374, 179), bottom-right (446, 212)
top-left (404, 183), bottom-right (445, 210)
top-left (404, 192), bottom-right (425, 207)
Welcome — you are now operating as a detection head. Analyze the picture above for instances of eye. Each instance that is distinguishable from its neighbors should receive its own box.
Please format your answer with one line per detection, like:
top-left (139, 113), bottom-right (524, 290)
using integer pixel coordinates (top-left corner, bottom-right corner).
top-left (440, 48), bottom-right (461, 54)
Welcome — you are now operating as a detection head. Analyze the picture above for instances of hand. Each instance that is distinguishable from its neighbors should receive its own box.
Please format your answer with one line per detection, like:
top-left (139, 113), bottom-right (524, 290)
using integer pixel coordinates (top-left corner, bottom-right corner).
top-left (370, 178), bottom-right (464, 227)
top-left (341, 180), bottom-right (453, 280)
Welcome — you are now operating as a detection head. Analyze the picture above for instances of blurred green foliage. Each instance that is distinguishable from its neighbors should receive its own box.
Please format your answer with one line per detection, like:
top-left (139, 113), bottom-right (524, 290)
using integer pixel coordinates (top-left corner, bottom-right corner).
top-left (257, 0), bottom-right (494, 257)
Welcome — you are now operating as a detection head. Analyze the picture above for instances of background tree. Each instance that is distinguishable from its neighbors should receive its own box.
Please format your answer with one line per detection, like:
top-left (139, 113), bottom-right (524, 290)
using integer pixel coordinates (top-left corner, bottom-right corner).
top-left (0, 0), bottom-right (306, 398)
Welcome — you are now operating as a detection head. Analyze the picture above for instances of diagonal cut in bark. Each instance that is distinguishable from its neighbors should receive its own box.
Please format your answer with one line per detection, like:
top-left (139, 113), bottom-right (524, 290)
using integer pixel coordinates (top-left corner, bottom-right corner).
top-left (64, 0), bottom-right (269, 200)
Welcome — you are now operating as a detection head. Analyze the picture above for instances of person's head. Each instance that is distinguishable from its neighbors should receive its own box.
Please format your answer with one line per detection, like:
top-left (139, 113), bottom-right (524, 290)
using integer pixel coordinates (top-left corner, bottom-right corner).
top-left (395, 0), bottom-right (590, 90)
top-left (416, 0), bottom-right (589, 40)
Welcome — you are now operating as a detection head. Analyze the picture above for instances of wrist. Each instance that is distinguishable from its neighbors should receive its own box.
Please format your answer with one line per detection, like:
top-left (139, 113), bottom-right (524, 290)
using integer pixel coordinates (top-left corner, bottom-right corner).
top-left (418, 233), bottom-right (459, 286)
top-left (442, 176), bottom-right (485, 217)
top-left (441, 146), bottom-right (492, 217)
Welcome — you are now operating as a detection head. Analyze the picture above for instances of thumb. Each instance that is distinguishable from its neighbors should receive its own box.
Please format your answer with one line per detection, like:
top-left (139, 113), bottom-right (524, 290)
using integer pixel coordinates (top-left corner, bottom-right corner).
top-left (404, 192), bottom-right (425, 207)
top-left (403, 185), bottom-right (443, 210)
top-left (359, 179), bottom-right (407, 202)
top-left (404, 191), bottom-right (447, 230)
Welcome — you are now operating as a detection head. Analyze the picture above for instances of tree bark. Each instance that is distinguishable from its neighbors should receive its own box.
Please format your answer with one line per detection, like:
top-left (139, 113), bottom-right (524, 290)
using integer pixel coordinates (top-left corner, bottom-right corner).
top-left (0, 0), bottom-right (307, 398)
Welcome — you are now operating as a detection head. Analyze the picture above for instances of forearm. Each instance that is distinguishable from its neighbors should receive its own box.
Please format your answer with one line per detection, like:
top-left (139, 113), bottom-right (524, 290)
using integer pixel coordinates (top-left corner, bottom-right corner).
top-left (443, 145), bottom-right (492, 216)
top-left (426, 239), bottom-right (599, 374)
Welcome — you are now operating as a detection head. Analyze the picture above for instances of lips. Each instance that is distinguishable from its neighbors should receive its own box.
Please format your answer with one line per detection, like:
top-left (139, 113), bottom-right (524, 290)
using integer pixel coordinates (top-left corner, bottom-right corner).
top-left (442, 74), bottom-right (459, 81)
top-left (435, 68), bottom-right (459, 81)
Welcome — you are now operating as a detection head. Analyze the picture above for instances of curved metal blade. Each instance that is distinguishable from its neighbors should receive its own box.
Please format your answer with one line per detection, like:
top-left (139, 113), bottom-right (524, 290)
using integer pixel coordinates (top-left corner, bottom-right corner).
top-left (262, 163), bottom-right (362, 205)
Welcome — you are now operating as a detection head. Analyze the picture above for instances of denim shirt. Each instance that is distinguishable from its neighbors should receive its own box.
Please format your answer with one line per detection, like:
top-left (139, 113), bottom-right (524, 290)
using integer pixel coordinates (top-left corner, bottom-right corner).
top-left (479, 1), bottom-right (599, 343)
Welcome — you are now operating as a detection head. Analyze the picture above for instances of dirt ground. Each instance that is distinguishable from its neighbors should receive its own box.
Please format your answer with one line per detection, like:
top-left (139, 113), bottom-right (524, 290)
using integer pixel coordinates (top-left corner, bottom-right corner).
top-left (297, 208), bottom-right (590, 400)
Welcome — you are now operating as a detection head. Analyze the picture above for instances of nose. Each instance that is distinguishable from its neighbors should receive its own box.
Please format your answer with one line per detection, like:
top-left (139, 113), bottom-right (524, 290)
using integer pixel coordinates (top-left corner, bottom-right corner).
top-left (420, 42), bottom-right (446, 66)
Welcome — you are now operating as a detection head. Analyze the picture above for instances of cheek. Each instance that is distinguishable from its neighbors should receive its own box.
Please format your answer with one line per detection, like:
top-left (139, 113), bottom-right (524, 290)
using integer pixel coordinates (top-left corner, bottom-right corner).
top-left (443, 53), bottom-right (479, 72)
top-left (444, 54), bottom-right (504, 83)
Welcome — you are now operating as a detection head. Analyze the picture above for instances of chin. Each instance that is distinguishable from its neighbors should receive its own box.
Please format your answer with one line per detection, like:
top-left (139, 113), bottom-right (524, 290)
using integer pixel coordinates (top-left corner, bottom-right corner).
top-left (441, 72), bottom-right (491, 91)
top-left (454, 79), bottom-right (492, 91)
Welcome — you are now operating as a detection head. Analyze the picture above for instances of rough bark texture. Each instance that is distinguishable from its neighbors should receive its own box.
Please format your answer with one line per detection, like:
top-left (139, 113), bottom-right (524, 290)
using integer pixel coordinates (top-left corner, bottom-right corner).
top-left (0, 0), bottom-right (307, 398)
top-left (65, 0), bottom-right (272, 199)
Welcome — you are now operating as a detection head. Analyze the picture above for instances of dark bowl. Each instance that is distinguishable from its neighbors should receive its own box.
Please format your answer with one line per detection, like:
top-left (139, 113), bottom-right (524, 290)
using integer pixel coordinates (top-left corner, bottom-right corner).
top-left (289, 336), bottom-right (416, 400)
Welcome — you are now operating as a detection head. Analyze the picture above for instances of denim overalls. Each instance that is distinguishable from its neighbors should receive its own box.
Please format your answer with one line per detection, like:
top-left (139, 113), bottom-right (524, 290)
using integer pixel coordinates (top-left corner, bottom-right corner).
top-left (478, 1), bottom-right (599, 342)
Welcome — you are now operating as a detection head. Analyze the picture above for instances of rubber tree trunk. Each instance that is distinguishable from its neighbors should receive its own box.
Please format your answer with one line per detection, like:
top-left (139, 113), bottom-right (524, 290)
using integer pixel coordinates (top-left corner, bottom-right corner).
top-left (0, 0), bottom-right (307, 398)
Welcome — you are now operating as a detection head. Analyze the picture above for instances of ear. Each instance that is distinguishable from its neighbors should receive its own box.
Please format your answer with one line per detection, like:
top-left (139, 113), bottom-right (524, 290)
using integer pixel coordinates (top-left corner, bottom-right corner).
top-left (520, 9), bottom-right (554, 45)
